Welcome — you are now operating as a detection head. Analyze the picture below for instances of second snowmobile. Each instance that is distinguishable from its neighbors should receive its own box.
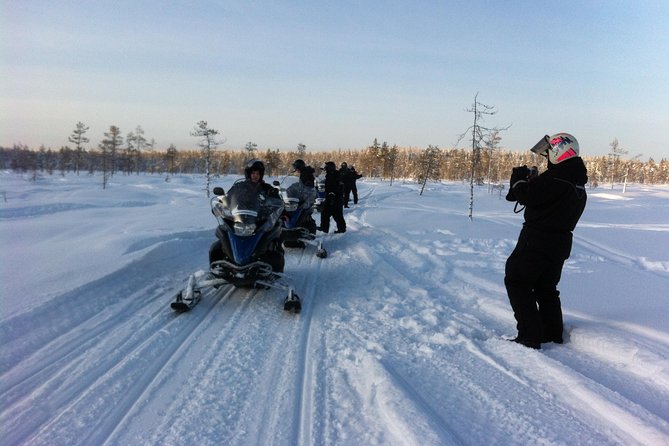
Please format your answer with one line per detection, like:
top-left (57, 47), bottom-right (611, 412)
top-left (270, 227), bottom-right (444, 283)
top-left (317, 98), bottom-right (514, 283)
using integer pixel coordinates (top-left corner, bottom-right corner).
top-left (274, 180), bottom-right (327, 258)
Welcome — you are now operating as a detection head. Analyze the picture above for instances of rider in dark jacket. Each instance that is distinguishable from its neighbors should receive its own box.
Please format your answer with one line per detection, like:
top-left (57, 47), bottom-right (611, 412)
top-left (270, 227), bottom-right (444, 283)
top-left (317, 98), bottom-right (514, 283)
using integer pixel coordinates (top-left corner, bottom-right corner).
top-left (292, 159), bottom-right (315, 188)
top-left (504, 133), bottom-right (588, 349)
top-left (244, 159), bottom-right (280, 200)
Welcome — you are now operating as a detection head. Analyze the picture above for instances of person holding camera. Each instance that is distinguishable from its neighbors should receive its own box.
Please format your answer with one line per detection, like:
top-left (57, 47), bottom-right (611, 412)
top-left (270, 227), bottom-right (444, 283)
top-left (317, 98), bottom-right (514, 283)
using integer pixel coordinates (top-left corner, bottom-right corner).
top-left (504, 133), bottom-right (588, 349)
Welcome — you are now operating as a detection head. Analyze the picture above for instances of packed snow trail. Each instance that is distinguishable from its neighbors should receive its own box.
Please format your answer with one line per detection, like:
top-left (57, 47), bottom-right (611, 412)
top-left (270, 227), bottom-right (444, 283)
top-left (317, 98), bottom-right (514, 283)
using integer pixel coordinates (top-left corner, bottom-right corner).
top-left (1, 174), bottom-right (668, 445)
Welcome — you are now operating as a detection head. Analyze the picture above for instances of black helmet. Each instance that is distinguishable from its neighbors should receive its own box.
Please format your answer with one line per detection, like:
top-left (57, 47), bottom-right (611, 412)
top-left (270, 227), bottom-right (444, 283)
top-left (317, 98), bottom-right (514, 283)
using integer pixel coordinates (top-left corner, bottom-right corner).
top-left (244, 159), bottom-right (265, 180)
top-left (341, 162), bottom-right (348, 168)
top-left (292, 159), bottom-right (306, 172)
top-left (324, 161), bottom-right (336, 173)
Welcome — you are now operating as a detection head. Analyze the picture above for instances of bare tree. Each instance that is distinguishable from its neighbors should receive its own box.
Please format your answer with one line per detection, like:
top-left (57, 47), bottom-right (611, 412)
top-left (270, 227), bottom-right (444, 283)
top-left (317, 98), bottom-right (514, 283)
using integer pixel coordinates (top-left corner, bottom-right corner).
top-left (191, 121), bottom-right (224, 197)
top-left (457, 93), bottom-right (508, 220)
top-left (296, 143), bottom-right (307, 157)
top-left (608, 138), bottom-right (628, 189)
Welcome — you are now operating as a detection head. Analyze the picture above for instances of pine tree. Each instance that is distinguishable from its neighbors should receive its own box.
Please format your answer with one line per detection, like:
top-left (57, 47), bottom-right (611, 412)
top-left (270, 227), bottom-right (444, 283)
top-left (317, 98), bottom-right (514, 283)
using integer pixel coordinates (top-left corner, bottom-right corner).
top-left (68, 122), bottom-right (89, 175)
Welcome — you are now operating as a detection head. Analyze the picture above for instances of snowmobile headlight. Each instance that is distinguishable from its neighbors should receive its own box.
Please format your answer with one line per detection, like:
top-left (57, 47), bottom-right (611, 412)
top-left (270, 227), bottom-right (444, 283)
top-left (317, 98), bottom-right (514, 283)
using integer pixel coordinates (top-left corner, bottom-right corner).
top-left (233, 222), bottom-right (256, 236)
top-left (213, 202), bottom-right (232, 218)
top-left (284, 198), bottom-right (299, 212)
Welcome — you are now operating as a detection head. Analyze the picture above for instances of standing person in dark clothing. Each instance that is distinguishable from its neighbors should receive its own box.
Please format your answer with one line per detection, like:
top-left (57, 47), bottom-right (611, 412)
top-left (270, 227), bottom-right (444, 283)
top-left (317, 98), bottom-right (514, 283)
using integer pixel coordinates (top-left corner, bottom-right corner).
top-left (504, 133), bottom-right (588, 349)
top-left (319, 161), bottom-right (346, 233)
top-left (349, 165), bottom-right (362, 204)
top-left (339, 162), bottom-right (352, 207)
top-left (292, 159), bottom-right (315, 187)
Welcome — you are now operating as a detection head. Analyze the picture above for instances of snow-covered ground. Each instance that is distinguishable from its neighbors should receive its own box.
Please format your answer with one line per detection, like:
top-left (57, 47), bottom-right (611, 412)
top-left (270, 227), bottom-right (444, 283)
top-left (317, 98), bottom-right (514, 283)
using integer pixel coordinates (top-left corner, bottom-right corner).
top-left (1, 171), bottom-right (668, 446)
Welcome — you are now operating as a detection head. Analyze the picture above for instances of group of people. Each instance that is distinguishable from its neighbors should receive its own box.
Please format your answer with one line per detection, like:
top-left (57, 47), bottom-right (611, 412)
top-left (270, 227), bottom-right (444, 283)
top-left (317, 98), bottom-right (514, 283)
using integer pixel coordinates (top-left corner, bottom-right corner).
top-left (243, 136), bottom-right (588, 351)
top-left (241, 158), bottom-right (362, 236)
top-left (338, 162), bottom-right (363, 208)
top-left (293, 160), bottom-right (361, 234)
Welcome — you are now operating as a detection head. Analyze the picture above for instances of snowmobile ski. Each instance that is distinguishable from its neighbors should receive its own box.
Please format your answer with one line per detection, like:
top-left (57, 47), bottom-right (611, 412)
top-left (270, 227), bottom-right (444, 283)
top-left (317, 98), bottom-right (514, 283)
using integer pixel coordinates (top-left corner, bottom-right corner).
top-left (170, 289), bottom-right (201, 312)
top-left (171, 275), bottom-right (202, 312)
top-left (283, 292), bottom-right (301, 313)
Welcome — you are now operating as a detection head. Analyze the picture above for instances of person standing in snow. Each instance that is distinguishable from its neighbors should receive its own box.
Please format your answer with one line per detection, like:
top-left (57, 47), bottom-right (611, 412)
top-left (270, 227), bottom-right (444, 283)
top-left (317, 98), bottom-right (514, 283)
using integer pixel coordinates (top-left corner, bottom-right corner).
top-left (319, 161), bottom-right (346, 233)
top-left (349, 165), bottom-right (362, 205)
top-left (339, 162), bottom-right (353, 207)
top-left (504, 133), bottom-right (588, 349)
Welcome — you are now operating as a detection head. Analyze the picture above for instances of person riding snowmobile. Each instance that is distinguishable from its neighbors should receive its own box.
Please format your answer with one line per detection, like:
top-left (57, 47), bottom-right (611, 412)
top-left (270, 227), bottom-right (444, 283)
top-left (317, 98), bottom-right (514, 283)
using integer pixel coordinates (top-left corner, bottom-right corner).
top-left (244, 159), bottom-right (280, 200)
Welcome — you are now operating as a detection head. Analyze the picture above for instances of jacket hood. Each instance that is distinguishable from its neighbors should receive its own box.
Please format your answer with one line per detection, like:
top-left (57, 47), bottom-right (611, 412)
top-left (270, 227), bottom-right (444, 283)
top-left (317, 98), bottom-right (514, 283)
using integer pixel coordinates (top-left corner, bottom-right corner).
top-left (549, 156), bottom-right (588, 186)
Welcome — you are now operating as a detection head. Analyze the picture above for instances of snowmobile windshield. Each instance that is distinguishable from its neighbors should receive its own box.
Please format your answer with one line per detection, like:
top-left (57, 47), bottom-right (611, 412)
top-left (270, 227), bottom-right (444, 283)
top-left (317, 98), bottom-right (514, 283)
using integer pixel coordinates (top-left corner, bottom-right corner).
top-left (223, 181), bottom-right (261, 236)
top-left (286, 181), bottom-right (316, 209)
top-left (214, 180), bottom-right (284, 236)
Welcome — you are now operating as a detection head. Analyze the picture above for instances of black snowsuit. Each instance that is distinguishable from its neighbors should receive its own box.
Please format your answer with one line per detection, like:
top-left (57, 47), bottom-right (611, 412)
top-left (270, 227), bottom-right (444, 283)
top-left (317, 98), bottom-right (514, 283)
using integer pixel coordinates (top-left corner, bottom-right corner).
top-left (504, 157), bottom-right (588, 345)
top-left (320, 169), bottom-right (346, 233)
top-left (297, 165), bottom-right (316, 188)
top-left (349, 167), bottom-right (362, 204)
top-left (339, 166), bottom-right (353, 207)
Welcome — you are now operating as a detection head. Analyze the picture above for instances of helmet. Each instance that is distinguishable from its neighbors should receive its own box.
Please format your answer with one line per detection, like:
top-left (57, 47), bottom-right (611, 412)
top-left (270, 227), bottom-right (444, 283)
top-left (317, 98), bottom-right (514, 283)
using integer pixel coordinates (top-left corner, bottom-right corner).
top-left (324, 161), bottom-right (336, 173)
top-left (547, 133), bottom-right (579, 164)
top-left (292, 159), bottom-right (306, 172)
top-left (244, 159), bottom-right (265, 180)
top-left (341, 162), bottom-right (348, 168)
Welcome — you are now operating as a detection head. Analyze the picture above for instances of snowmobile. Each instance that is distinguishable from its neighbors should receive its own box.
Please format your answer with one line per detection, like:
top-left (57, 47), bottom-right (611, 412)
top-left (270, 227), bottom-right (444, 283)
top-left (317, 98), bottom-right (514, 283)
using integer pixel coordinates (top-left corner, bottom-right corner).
top-left (171, 180), bottom-right (301, 313)
top-left (273, 180), bottom-right (327, 259)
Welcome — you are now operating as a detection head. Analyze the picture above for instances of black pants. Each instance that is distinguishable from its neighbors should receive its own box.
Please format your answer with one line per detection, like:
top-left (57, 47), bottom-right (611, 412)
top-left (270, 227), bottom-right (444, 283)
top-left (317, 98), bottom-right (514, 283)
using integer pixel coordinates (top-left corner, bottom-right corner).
top-left (343, 184), bottom-right (352, 206)
top-left (504, 227), bottom-right (572, 343)
top-left (351, 183), bottom-right (358, 204)
top-left (320, 199), bottom-right (346, 232)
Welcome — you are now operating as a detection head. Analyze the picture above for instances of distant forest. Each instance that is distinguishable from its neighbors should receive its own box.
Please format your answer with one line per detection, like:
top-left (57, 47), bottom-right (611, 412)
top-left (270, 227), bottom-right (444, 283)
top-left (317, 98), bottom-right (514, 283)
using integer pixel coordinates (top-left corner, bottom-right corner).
top-left (2, 136), bottom-right (668, 186)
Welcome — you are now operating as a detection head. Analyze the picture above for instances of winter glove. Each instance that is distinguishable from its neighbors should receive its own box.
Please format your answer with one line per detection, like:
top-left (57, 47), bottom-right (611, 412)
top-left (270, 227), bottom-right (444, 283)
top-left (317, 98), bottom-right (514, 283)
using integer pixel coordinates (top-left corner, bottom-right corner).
top-left (510, 165), bottom-right (530, 185)
top-left (506, 165), bottom-right (530, 201)
top-left (505, 188), bottom-right (517, 202)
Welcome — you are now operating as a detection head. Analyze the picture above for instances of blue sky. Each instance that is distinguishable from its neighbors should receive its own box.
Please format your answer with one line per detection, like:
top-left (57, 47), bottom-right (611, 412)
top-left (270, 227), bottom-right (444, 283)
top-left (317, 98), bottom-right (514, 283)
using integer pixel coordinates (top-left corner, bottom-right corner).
top-left (2, 0), bottom-right (668, 159)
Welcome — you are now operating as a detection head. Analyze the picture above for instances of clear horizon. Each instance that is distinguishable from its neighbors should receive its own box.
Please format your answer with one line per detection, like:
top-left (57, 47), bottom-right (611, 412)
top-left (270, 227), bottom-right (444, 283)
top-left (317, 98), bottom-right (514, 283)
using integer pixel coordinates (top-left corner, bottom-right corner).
top-left (2, 1), bottom-right (668, 161)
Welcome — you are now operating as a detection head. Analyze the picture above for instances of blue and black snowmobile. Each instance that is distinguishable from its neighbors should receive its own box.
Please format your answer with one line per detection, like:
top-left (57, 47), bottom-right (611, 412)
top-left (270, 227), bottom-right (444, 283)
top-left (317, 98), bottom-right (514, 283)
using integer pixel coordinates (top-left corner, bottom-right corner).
top-left (171, 179), bottom-right (301, 313)
top-left (274, 180), bottom-right (327, 259)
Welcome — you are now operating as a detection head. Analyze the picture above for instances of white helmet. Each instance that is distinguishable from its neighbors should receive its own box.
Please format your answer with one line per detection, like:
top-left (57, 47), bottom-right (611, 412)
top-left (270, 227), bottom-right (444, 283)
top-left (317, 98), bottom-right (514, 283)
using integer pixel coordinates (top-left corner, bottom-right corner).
top-left (547, 133), bottom-right (579, 164)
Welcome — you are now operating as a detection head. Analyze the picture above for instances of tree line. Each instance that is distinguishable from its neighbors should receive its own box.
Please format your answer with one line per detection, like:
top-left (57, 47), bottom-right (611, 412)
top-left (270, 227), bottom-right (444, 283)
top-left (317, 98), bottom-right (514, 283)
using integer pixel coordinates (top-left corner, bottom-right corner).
top-left (2, 122), bottom-right (668, 186)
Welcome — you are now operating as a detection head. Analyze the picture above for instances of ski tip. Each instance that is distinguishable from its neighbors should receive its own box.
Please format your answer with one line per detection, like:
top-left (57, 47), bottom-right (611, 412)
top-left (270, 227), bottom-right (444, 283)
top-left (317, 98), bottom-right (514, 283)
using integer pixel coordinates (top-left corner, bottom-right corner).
top-left (171, 302), bottom-right (192, 313)
top-left (283, 300), bottom-right (302, 314)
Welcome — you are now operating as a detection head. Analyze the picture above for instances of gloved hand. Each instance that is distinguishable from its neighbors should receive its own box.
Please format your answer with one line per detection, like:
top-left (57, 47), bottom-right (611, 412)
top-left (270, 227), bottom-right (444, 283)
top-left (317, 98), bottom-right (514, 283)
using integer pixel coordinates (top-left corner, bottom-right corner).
top-left (505, 188), bottom-right (517, 202)
top-left (510, 165), bottom-right (530, 186)
top-left (506, 165), bottom-right (530, 202)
